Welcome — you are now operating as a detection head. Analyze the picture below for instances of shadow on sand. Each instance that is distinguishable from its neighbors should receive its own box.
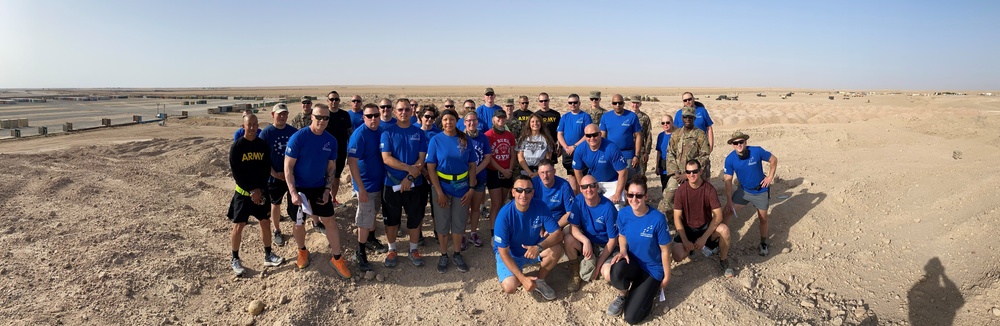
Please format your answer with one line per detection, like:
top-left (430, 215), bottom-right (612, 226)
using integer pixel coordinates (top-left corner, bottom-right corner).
top-left (907, 257), bottom-right (964, 326)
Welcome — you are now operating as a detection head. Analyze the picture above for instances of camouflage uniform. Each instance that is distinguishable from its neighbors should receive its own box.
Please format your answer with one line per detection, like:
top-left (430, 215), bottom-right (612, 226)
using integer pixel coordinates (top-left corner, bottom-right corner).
top-left (290, 112), bottom-right (311, 130)
top-left (635, 110), bottom-right (653, 173)
top-left (587, 106), bottom-right (606, 127)
top-left (664, 108), bottom-right (711, 212)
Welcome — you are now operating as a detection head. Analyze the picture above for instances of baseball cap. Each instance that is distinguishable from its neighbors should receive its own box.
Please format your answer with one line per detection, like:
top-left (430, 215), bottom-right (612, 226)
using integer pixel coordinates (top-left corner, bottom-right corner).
top-left (505, 98), bottom-right (514, 105)
top-left (273, 103), bottom-right (288, 113)
top-left (682, 106), bottom-right (697, 117)
top-left (300, 96), bottom-right (312, 104)
top-left (589, 91), bottom-right (601, 99)
top-left (630, 95), bottom-right (642, 103)
top-left (484, 87), bottom-right (495, 95)
top-left (493, 110), bottom-right (508, 118)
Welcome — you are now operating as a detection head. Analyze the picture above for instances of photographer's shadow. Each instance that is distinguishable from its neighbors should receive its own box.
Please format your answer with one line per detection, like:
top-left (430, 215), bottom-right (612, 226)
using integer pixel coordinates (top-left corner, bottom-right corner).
top-left (908, 257), bottom-right (963, 326)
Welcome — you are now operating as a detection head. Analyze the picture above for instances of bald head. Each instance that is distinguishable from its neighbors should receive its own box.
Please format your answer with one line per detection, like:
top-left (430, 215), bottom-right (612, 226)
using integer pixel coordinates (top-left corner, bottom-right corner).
top-left (584, 123), bottom-right (599, 134)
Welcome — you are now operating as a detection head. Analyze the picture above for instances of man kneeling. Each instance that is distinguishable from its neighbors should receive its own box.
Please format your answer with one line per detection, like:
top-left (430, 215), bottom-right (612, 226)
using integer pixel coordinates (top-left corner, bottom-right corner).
top-left (671, 159), bottom-right (733, 278)
top-left (494, 175), bottom-right (564, 301)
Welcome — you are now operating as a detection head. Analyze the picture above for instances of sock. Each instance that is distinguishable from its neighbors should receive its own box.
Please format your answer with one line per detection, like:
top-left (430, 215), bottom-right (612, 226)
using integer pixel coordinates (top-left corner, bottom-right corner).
top-left (274, 230), bottom-right (282, 235)
top-left (388, 242), bottom-right (397, 251)
top-left (299, 246), bottom-right (307, 251)
top-left (367, 232), bottom-right (377, 242)
top-left (358, 242), bottom-right (366, 253)
top-left (264, 247), bottom-right (272, 255)
top-left (760, 237), bottom-right (767, 245)
top-left (333, 254), bottom-right (342, 260)
top-left (409, 242), bottom-right (418, 251)
top-left (232, 251), bottom-right (239, 260)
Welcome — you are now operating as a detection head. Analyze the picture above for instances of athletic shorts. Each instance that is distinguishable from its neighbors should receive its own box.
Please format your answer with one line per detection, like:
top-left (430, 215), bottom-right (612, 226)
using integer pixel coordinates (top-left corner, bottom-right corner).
top-left (473, 177), bottom-right (487, 192)
top-left (431, 191), bottom-right (467, 235)
top-left (381, 185), bottom-right (427, 229)
top-left (673, 224), bottom-right (719, 250)
top-left (267, 180), bottom-right (290, 204)
top-left (355, 191), bottom-right (381, 229)
top-left (486, 170), bottom-right (514, 189)
top-left (561, 153), bottom-right (577, 175)
top-left (579, 242), bottom-right (618, 281)
top-left (495, 251), bottom-right (541, 283)
top-left (228, 192), bottom-right (270, 224)
top-left (293, 187), bottom-right (335, 225)
top-left (732, 187), bottom-right (770, 211)
top-left (334, 154), bottom-right (347, 177)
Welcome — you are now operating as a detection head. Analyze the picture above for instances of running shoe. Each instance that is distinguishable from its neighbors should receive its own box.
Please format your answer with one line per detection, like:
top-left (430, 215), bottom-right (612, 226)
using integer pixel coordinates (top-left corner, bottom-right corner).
top-left (568, 274), bottom-right (582, 292)
top-left (721, 260), bottom-right (734, 278)
top-left (409, 249), bottom-right (425, 267)
top-left (417, 233), bottom-right (426, 247)
top-left (365, 239), bottom-right (389, 254)
top-left (314, 221), bottom-right (326, 233)
top-left (263, 252), bottom-right (284, 267)
top-left (460, 235), bottom-right (469, 251)
top-left (453, 253), bottom-right (469, 273)
top-left (607, 295), bottom-right (626, 316)
top-left (231, 258), bottom-right (245, 276)
top-left (534, 279), bottom-right (556, 301)
top-left (273, 231), bottom-right (285, 247)
top-left (437, 255), bottom-right (449, 274)
top-left (384, 250), bottom-right (398, 268)
top-left (296, 249), bottom-right (309, 269)
top-left (759, 243), bottom-right (769, 256)
top-left (470, 232), bottom-right (484, 247)
top-left (330, 255), bottom-right (351, 279)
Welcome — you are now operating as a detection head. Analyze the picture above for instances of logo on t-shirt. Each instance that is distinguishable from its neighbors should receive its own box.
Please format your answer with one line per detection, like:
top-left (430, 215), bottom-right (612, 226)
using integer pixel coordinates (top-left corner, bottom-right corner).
top-left (748, 158), bottom-right (757, 166)
top-left (410, 133), bottom-right (421, 141)
top-left (598, 154), bottom-right (607, 164)
top-left (322, 142), bottom-right (332, 152)
top-left (595, 215), bottom-right (606, 225)
top-left (621, 121), bottom-right (631, 127)
top-left (348, 147), bottom-right (357, 154)
top-left (532, 216), bottom-right (544, 230)
top-left (493, 235), bottom-right (503, 244)
top-left (640, 225), bottom-right (654, 238)
top-left (549, 194), bottom-right (560, 203)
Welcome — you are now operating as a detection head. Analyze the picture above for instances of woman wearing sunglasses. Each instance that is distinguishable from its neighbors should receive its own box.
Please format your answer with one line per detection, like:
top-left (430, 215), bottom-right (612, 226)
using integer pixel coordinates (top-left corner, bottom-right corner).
top-left (425, 109), bottom-right (476, 273)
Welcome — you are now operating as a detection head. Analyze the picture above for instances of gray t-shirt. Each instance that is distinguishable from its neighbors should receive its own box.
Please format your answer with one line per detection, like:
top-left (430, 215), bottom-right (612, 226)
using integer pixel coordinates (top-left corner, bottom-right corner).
top-left (516, 134), bottom-right (549, 167)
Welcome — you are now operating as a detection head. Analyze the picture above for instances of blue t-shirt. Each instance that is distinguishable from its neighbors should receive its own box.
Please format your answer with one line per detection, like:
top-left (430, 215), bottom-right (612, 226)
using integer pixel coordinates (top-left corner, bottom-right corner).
top-left (379, 118), bottom-right (397, 130)
top-left (380, 124), bottom-right (428, 186)
top-left (531, 176), bottom-right (577, 220)
top-left (493, 198), bottom-right (561, 257)
top-left (572, 141), bottom-right (627, 182)
top-left (457, 117), bottom-right (488, 134)
top-left (557, 111), bottom-right (593, 147)
top-left (570, 194), bottom-right (619, 245)
top-left (655, 132), bottom-right (672, 175)
top-left (468, 132), bottom-right (492, 183)
top-left (233, 128), bottom-right (262, 142)
top-left (419, 125), bottom-right (443, 140)
top-left (723, 146), bottom-right (773, 195)
top-left (673, 106), bottom-right (714, 133)
top-left (617, 205), bottom-right (671, 281)
top-left (476, 104), bottom-right (503, 130)
top-left (258, 124), bottom-right (298, 182)
top-left (284, 128), bottom-right (337, 189)
top-left (426, 133), bottom-right (476, 197)
top-left (347, 126), bottom-right (385, 193)
top-left (347, 110), bottom-right (365, 130)
top-left (599, 110), bottom-right (642, 159)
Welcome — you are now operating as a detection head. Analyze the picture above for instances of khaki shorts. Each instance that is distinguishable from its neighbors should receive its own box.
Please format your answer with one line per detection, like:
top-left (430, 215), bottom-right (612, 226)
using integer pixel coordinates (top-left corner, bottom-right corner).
top-left (580, 242), bottom-right (618, 281)
top-left (355, 191), bottom-right (381, 229)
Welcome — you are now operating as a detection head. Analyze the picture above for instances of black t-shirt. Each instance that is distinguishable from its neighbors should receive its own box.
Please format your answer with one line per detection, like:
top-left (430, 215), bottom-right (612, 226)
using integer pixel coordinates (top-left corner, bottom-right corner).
top-left (535, 109), bottom-right (561, 145)
top-left (325, 109), bottom-right (353, 154)
top-left (229, 137), bottom-right (271, 192)
top-left (510, 109), bottom-right (534, 126)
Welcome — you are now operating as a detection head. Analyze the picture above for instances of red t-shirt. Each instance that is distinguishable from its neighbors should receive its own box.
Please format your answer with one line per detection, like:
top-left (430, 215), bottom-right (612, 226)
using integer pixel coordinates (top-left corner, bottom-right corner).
top-left (673, 181), bottom-right (721, 229)
top-left (485, 128), bottom-right (516, 170)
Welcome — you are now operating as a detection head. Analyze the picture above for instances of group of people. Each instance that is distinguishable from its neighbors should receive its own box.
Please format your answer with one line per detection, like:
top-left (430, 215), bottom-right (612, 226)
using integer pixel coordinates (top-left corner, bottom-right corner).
top-left (226, 88), bottom-right (778, 324)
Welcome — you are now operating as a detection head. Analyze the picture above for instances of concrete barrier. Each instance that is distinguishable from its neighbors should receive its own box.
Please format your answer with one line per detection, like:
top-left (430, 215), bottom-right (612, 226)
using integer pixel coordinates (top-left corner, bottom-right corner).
top-left (181, 111), bottom-right (189, 117)
top-left (17, 118), bottom-right (28, 127)
top-left (10, 129), bottom-right (20, 138)
top-left (38, 126), bottom-right (47, 135)
top-left (63, 122), bottom-right (74, 132)
top-left (0, 119), bottom-right (11, 129)
top-left (133, 115), bottom-right (142, 123)
top-left (102, 118), bottom-right (112, 127)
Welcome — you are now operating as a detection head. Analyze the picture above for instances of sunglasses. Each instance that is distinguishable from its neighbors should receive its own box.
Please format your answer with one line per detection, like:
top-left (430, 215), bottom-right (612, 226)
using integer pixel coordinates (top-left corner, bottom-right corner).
top-left (682, 116), bottom-right (695, 120)
top-left (379, 105), bottom-right (392, 109)
top-left (312, 115), bottom-right (330, 121)
top-left (731, 140), bottom-right (746, 146)
top-left (364, 113), bottom-right (380, 119)
top-left (660, 121), bottom-right (671, 125)
top-left (423, 115), bottom-right (436, 119)
top-left (684, 168), bottom-right (701, 175)
top-left (302, 101), bottom-right (312, 105)
top-left (567, 101), bottom-right (580, 105)
top-left (463, 106), bottom-right (474, 110)
top-left (395, 108), bottom-right (412, 112)
top-left (445, 105), bottom-right (455, 109)
top-left (584, 132), bottom-right (600, 138)
top-left (590, 98), bottom-right (599, 101)
top-left (682, 98), bottom-right (694, 102)
top-left (329, 98), bottom-right (340, 102)
top-left (539, 99), bottom-right (550, 103)
top-left (513, 187), bottom-right (534, 194)
top-left (351, 100), bottom-right (362, 103)
top-left (626, 193), bottom-right (645, 199)
top-left (520, 102), bottom-right (529, 105)
top-left (409, 103), bottom-right (418, 107)
top-left (485, 93), bottom-right (495, 96)
top-left (612, 102), bottom-right (624, 106)
top-left (580, 183), bottom-right (598, 190)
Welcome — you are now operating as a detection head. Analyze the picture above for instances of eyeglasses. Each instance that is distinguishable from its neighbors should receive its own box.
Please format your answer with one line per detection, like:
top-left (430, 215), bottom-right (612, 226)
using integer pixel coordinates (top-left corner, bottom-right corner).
top-left (539, 99), bottom-right (550, 103)
top-left (626, 193), bottom-right (645, 199)
top-left (329, 98), bottom-right (340, 102)
top-left (463, 106), bottom-right (474, 110)
top-left (379, 105), bottom-right (392, 109)
top-left (684, 168), bottom-right (701, 175)
top-left (580, 183), bottom-right (598, 190)
top-left (423, 115), bottom-right (436, 120)
top-left (513, 187), bottom-right (534, 194)
top-left (351, 100), bottom-right (362, 103)
top-left (445, 105), bottom-right (455, 109)
top-left (395, 108), bottom-right (412, 112)
top-left (682, 98), bottom-right (694, 102)
top-left (660, 121), bottom-right (671, 125)
top-left (364, 113), bottom-right (380, 119)
top-left (520, 102), bottom-right (529, 105)
top-left (312, 115), bottom-right (330, 121)
top-left (612, 102), bottom-right (623, 106)
top-left (731, 140), bottom-right (746, 146)
top-left (589, 98), bottom-right (600, 101)
top-left (584, 132), bottom-right (600, 138)
top-left (567, 101), bottom-right (580, 105)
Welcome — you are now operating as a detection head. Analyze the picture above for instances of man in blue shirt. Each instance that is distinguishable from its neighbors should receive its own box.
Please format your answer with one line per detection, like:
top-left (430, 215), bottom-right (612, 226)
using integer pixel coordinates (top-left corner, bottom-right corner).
top-left (557, 93), bottom-right (592, 191)
top-left (380, 99), bottom-right (429, 268)
top-left (258, 103), bottom-right (297, 247)
top-left (531, 160), bottom-right (576, 226)
top-left (476, 87), bottom-right (503, 131)
top-left (573, 124), bottom-right (628, 207)
top-left (347, 95), bottom-right (365, 130)
top-left (673, 92), bottom-right (716, 152)
top-left (599, 94), bottom-right (643, 179)
top-left (283, 104), bottom-right (351, 278)
top-left (563, 175), bottom-right (619, 292)
top-left (722, 131), bottom-right (778, 256)
top-left (347, 104), bottom-right (388, 272)
top-left (494, 175), bottom-right (564, 301)
top-left (377, 98), bottom-right (397, 130)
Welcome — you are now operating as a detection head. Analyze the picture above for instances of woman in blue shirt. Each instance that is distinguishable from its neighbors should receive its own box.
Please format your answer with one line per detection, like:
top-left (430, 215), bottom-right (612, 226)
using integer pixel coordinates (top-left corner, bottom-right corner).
top-left (655, 115), bottom-right (674, 191)
top-left (425, 109), bottom-right (476, 273)
top-left (463, 111), bottom-right (493, 249)
top-left (607, 175), bottom-right (672, 324)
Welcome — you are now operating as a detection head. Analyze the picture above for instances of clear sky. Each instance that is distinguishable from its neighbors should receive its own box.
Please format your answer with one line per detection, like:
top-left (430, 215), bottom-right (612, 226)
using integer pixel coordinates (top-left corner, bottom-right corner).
top-left (1, 0), bottom-right (997, 90)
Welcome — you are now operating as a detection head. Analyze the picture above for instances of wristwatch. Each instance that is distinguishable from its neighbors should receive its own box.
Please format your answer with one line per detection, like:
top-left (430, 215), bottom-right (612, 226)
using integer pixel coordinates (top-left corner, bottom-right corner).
top-left (536, 244), bottom-right (544, 252)
top-left (406, 175), bottom-right (416, 182)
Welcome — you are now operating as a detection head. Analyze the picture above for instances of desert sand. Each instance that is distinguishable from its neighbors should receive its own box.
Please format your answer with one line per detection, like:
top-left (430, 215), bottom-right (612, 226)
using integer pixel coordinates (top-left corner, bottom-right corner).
top-left (1, 87), bottom-right (999, 325)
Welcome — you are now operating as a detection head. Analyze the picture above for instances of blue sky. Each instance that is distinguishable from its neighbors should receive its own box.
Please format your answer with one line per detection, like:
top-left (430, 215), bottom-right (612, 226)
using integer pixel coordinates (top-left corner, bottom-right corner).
top-left (1, 0), bottom-right (997, 90)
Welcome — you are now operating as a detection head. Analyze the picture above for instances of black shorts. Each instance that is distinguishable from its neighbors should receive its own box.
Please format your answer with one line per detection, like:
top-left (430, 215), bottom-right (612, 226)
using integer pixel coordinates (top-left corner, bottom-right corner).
top-left (486, 170), bottom-right (514, 189)
top-left (381, 185), bottom-right (427, 229)
top-left (267, 180), bottom-right (289, 204)
top-left (295, 187), bottom-right (335, 221)
top-left (228, 192), bottom-right (270, 224)
top-left (561, 153), bottom-right (575, 174)
top-left (334, 154), bottom-right (347, 177)
top-left (673, 224), bottom-right (719, 249)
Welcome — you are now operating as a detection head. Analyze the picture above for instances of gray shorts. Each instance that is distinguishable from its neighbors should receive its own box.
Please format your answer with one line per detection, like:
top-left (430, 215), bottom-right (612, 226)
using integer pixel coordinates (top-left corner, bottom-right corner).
top-left (355, 191), bottom-right (381, 229)
top-left (733, 187), bottom-right (769, 211)
top-left (431, 191), bottom-right (468, 235)
top-left (580, 242), bottom-right (618, 281)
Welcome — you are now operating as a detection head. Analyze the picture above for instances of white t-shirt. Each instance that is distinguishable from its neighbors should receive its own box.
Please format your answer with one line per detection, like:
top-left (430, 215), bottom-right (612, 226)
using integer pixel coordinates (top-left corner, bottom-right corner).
top-left (516, 134), bottom-right (549, 167)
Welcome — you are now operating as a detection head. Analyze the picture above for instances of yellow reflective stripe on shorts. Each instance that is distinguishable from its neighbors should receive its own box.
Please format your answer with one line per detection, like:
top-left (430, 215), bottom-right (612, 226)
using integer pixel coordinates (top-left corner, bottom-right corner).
top-left (436, 170), bottom-right (469, 181)
top-left (235, 185), bottom-right (251, 196)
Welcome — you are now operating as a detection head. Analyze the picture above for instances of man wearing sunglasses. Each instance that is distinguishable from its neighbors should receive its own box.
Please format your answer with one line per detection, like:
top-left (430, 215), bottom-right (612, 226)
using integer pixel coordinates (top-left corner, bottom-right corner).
top-left (379, 99), bottom-right (429, 268)
top-left (347, 103), bottom-right (389, 272)
top-left (283, 104), bottom-right (351, 278)
top-left (599, 94), bottom-right (643, 179)
top-left (573, 124), bottom-right (628, 207)
top-left (494, 175), bottom-right (564, 301)
top-left (476, 87), bottom-right (503, 131)
top-left (672, 92), bottom-right (715, 152)
top-left (347, 95), bottom-right (365, 130)
top-left (535, 95), bottom-right (561, 155)
top-left (630, 96), bottom-right (653, 177)
top-left (671, 159), bottom-right (733, 278)
top-left (377, 98), bottom-right (397, 130)
top-left (586, 91), bottom-right (606, 127)
top-left (557, 93), bottom-right (592, 190)
top-left (665, 106), bottom-right (710, 213)
top-left (563, 175), bottom-right (618, 292)
top-left (259, 103), bottom-right (298, 247)
top-left (290, 95), bottom-right (313, 130)
top-left (324, 91), bottom-right (354, 209)
top-left (721, 131), bottom-right (778, 256)
top-left (505, 95), bottom-right (531, 137)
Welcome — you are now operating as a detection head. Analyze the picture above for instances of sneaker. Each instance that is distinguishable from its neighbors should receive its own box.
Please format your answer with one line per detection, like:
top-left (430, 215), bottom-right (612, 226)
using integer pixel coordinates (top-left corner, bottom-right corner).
top-left (470, 232), bottom-right (484, 247)
top-left (417, 233), bottom-right (426, 247)
top-left (607, 295), bottom-right (626, 316)
top-left (273, 231), bottom-right (285, 247)
top-left (314, 221), bottom-right (326, 233)
top-left (453, 253), bottom-right (469, 273)
top-left (355, 251), bottom-right (372, 273)
top-left (263, 252), bottom-right (284, 267)
top-left (351, 190), bottom-right (358, 198)
top-left (721, 260), bottom-right (734, 278)
top-left (534, 279), bottom-right (556, 301)
top-left (365, 239), bottom-right (389, 254)
top-left (437, 255), bottom-right (449, 274)
top-left (231, 258), bottom-right (245, 276)
top-left (409, 249), bottom-right (425, 267)
top-left (384, 251), bottom-right (398, 268)
top-left (759, 243), bottom-right (769, 256)
top-left (460, 235), bottom-right (469, 251)
top-left (568, 274), bottom-right (582, 292)
top-left (296, 249), bottom-right (309, 269)
top-left (330, 255), bottom-right (351, 279)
